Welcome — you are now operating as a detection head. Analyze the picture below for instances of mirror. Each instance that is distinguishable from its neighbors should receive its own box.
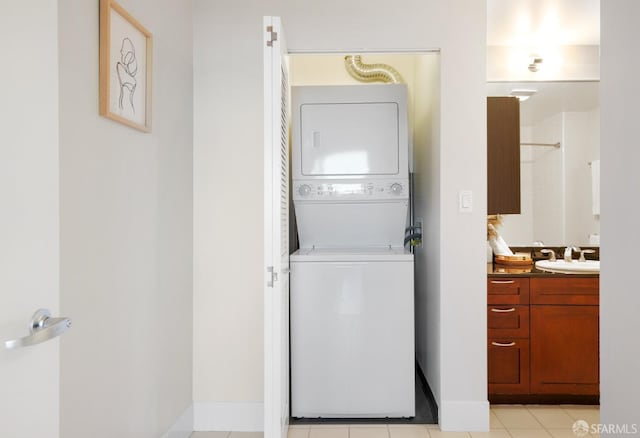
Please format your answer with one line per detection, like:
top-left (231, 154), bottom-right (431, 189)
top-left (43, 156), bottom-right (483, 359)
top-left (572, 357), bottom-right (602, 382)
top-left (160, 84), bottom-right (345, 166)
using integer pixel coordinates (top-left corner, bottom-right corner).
top-left (487, 81), bottom-right (600, 247)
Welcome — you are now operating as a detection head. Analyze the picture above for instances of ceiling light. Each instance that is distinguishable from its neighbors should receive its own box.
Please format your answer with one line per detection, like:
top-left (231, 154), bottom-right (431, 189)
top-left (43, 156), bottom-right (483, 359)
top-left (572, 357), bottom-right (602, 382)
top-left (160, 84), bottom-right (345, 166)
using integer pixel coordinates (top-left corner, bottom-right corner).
top-left (510, 89), bottom-right (537, 102)
top-left (528, 57), bottom-right (543, 72)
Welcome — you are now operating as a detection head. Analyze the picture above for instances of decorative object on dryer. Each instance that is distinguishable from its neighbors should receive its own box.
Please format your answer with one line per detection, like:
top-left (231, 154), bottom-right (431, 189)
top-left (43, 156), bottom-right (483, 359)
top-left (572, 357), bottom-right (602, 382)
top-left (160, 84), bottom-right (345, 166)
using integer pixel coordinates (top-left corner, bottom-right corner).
top-left (99, 0), bottom-right (153, 132)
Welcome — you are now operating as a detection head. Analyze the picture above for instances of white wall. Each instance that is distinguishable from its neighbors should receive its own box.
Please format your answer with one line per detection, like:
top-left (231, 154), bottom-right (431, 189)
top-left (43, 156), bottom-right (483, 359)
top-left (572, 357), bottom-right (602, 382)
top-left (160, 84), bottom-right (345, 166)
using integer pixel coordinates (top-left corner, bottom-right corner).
top-left (531, 113), bottom-right (565, 245)
top-left (413, 53), bottom-right (442, 404)
top-left (600, 1), bottom-right (640, 433)
top-left (58, 0), bottom-right (194, 437)
top-left (564, 109), bottom-right (600, 245)
top-left (0, 3), bottom-right (60, 437)
top-left (194, 0), bottom-right (488, 431)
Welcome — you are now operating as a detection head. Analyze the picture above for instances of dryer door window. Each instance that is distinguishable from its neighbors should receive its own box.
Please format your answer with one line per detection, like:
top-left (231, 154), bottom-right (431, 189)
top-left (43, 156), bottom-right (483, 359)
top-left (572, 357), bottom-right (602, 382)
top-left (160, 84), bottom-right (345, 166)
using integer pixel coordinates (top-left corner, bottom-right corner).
top-left (300, 102), bottom-right (399, 176)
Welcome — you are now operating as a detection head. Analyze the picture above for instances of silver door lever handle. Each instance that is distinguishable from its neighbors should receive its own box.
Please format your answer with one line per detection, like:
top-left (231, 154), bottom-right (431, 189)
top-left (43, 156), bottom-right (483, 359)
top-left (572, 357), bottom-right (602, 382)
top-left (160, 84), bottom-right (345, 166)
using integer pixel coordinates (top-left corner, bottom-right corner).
top-left (4, 309), bottom-right (72, 350)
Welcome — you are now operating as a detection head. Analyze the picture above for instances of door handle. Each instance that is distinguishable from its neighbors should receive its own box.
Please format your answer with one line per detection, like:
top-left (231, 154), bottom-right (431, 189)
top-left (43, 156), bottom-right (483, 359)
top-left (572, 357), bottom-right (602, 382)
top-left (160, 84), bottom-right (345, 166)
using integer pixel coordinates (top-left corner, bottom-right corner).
top-left (4, 309), bottom-right (72, 350)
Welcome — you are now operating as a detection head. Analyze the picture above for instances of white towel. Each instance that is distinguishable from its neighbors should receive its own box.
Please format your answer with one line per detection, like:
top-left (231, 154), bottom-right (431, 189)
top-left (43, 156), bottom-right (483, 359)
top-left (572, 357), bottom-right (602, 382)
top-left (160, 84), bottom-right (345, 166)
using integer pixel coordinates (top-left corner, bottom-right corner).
top-left (487, 224), bottom-right (514, 256)
top-left (591, 160), bottom-right (600, 215)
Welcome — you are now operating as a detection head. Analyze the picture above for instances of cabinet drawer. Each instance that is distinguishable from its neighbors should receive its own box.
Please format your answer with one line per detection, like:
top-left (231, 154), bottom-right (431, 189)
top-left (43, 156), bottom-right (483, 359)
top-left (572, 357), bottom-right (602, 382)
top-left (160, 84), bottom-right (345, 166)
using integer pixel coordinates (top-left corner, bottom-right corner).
top-left (488, 305), bottom-right (529, 338)
top-left (488, 277), bottom-right (530, 305)
top-left (531, 277), bottom-right (599, 305)
top-left (488, 338), bottom-right (530, 394)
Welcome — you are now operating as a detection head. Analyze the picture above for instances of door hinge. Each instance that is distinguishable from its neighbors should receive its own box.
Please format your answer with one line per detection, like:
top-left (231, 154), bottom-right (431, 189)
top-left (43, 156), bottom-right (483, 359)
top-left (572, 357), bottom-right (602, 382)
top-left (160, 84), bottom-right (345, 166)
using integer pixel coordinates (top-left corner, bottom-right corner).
top-left (266, 25), bottom-right (278, 47)
top-left (266, 266), bottom-right (278, 288)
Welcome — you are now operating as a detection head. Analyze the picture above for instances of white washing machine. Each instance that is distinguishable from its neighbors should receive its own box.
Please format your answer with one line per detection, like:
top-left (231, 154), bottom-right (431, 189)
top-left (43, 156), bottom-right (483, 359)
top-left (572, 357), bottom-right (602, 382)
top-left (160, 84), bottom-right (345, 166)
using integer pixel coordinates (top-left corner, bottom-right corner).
top-left (290, 247), bottom-right (415, 418)
top-left (290, 84), bottom-right (415, 418)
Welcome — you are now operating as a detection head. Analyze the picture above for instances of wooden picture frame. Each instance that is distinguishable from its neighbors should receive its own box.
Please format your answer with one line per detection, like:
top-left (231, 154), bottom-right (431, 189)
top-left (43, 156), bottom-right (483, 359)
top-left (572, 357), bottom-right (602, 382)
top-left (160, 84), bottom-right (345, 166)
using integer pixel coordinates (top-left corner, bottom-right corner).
top-left (99, 0), bottom-right (153, 132)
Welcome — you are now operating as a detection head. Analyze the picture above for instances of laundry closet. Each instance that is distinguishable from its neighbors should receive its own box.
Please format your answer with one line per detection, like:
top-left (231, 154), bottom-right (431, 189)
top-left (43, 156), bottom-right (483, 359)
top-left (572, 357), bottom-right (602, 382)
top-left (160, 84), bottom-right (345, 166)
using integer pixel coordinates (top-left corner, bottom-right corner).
top-left (285, 53), bottom-right (440, 422)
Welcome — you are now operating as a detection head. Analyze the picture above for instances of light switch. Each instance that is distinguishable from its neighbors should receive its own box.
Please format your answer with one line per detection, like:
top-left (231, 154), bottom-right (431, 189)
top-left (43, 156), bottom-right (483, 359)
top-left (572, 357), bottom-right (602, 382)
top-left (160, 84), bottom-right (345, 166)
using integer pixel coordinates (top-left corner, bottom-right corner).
top-left (459, 190), bottom-right (473, 213)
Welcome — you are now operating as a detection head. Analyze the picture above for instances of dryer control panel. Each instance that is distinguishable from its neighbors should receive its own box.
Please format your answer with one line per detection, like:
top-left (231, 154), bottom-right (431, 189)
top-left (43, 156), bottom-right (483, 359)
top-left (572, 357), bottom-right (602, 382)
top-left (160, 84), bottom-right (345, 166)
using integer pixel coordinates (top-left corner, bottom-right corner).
top-left (293, 179), bottom-right (409, 201)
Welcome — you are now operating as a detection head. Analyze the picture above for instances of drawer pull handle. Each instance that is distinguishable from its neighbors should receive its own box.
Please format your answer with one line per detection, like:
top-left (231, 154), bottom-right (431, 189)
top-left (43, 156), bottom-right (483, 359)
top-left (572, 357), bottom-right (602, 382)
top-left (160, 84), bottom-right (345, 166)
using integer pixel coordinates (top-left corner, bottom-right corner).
top-left (490, 280), bottom-right (515, 284)
top-left (492, 341), bottom-right (516, 347)
top-left (491, 307), bottom-right (516, 313)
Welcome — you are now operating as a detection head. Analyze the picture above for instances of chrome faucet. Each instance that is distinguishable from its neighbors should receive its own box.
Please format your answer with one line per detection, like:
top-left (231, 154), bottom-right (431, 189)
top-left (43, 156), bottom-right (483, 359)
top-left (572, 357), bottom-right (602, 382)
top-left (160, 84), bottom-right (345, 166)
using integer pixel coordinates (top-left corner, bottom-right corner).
top-left (579, 249), bottom-right (596, 262)
top-left (541, 249), bottom-right (556, 261)
top-left (564, 246), bottom-right (581, 262)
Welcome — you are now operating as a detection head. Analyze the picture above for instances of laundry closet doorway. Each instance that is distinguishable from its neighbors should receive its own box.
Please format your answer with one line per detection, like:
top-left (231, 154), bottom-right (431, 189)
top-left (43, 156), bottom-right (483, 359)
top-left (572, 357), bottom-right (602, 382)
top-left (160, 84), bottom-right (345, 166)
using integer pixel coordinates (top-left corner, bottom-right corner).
top-left (263, 22), bottom-right (442, 437)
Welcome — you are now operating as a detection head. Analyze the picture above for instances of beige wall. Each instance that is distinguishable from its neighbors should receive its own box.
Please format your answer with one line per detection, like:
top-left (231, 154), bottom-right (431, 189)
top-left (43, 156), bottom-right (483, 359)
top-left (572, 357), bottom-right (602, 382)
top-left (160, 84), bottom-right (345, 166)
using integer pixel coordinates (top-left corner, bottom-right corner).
top-left (194, 0), bottom-right (488, 431)
top-left (58, 0), bottom-right (194, 436)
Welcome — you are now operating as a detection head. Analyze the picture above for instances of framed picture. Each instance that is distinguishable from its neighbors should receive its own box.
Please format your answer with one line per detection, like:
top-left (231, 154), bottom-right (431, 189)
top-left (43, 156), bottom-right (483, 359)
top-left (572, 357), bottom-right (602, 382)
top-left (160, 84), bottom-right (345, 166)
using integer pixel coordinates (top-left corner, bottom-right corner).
top-left (99, 0), bottom-right (152, 132)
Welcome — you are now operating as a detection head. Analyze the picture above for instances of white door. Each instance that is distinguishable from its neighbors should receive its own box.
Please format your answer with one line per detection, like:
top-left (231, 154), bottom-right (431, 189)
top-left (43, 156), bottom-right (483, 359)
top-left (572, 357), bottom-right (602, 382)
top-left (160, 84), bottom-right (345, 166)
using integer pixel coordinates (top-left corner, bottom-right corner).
top-left (263, 16), bottom-right (290, 438)
top-left (0, 2), bottom-right (62, 437)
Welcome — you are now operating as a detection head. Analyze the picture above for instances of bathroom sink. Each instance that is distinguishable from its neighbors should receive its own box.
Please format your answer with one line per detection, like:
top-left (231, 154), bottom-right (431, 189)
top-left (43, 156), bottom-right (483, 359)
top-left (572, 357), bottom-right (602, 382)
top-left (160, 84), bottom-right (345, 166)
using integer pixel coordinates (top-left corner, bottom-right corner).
top-left (535, 260), bottom-right (600, 274)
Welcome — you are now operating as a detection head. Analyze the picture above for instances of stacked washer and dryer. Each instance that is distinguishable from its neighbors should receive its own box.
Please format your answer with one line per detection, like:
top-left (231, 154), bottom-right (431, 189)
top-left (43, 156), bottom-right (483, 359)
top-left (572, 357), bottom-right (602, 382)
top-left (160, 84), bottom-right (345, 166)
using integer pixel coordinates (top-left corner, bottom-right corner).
top-left (290, 84), bottom-right (415, 418)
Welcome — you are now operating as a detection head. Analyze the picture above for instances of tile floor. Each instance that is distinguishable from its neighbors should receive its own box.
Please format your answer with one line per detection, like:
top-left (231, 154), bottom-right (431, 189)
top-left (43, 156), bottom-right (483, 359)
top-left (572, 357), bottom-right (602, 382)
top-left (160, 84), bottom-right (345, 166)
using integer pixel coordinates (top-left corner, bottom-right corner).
top-left (190, 405), bottom-right (600, 438)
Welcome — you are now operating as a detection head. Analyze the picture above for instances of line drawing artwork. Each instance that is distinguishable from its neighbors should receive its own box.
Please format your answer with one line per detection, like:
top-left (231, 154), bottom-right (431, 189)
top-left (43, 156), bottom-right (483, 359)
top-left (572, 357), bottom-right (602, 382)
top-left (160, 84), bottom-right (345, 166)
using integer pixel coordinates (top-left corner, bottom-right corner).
top-left (116, 37), bottom-right (138, 113)
top-left (100, 0), bottom-right (152, 131)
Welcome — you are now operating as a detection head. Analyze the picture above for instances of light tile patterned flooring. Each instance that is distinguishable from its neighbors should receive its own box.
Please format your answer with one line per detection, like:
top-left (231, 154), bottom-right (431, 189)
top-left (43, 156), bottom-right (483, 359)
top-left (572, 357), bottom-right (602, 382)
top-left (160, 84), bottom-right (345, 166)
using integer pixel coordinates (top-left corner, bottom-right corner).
top-left (190, 405), bottom-right (600, 438)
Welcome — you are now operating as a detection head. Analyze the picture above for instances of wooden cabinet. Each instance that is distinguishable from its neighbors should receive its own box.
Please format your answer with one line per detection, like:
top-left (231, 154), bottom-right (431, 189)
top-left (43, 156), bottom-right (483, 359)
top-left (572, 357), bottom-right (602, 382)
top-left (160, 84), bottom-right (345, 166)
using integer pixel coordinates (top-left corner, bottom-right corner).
top-left (530, 277), bottom-right (599, 395)
top-left (487, 96), bottom-right (521, 214)
top-left (487, 277), bottom-right (530, 394)
top-left (488, 275), bottom-right (599, 400)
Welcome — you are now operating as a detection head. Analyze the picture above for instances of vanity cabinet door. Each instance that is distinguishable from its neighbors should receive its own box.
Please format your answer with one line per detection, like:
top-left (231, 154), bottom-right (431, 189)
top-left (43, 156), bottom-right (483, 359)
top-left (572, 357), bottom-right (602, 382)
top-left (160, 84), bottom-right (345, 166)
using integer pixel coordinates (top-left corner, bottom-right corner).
top-left (487, 96), bottom-right (521, 215)
top-left (530, 305), bottom-right (599, 395)
top-left (488, 338), bottom-right (530, 394)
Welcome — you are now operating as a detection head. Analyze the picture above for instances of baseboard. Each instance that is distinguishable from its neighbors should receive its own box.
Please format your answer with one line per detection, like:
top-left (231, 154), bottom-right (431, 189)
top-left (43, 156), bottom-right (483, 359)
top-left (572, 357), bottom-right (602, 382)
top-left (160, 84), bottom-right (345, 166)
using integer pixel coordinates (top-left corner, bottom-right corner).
top-left (162, 404), bottom-right (194, 438)
top-left (194, 401), bottom-right (264, 431)
top-left (439, 400), bottom-right (490, 432)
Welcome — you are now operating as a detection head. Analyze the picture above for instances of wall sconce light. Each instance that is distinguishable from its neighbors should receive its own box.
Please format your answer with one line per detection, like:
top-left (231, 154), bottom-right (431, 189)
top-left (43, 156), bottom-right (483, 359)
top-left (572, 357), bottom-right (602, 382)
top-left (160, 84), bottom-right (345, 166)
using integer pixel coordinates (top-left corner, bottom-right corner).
top-left (528, 57), bottom-right (543, 72)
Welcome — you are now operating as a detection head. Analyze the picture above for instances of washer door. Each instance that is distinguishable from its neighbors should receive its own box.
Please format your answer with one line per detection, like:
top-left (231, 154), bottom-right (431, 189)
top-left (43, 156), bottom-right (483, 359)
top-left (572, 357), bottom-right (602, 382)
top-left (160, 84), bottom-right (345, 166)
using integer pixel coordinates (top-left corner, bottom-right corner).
top-left (290, 260), bottom-right (415, 418)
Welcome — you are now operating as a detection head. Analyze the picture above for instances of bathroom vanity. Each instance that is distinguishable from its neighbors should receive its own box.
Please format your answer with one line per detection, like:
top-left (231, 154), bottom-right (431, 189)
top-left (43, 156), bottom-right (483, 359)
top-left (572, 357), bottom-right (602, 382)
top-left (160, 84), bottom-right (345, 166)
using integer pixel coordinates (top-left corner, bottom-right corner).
top-left (487, 259), bottom-right (599, 403)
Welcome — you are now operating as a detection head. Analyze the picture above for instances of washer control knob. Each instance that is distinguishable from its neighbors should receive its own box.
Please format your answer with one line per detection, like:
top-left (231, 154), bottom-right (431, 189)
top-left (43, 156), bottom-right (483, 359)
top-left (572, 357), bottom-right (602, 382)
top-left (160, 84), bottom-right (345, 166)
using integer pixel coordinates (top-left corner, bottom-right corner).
top-left (390, 183), bottom-right (403, 195)
top-left (298, 184), bottom-right (312, 196)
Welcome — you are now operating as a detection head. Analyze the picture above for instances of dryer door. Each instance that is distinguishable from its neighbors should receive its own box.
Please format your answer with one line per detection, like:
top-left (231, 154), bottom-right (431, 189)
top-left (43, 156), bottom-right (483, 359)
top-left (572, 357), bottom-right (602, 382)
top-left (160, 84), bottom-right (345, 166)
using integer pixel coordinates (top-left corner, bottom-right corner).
top-left (300, 102), bottom-right (399, 176)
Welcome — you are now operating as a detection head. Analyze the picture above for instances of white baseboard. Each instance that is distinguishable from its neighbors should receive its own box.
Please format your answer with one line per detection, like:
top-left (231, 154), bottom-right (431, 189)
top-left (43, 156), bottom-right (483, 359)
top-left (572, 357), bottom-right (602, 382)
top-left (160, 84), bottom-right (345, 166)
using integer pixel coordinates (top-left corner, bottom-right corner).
top-left (194, 401), bottom-right (264, 432)
top-left (439, 400), bottom-right (490, 432)
top-left (162, 404), bottom-right (194, 438)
